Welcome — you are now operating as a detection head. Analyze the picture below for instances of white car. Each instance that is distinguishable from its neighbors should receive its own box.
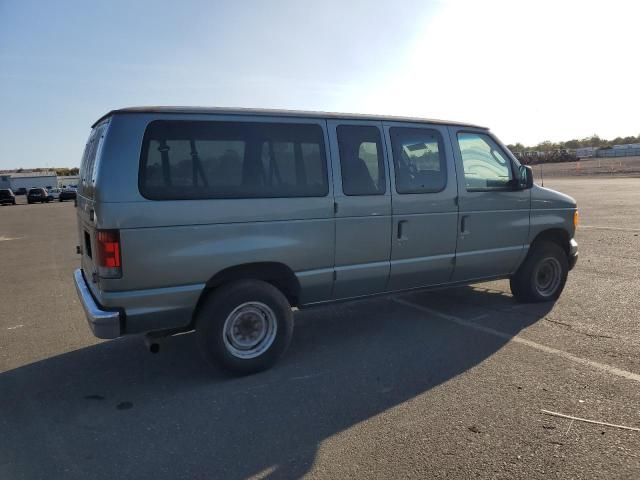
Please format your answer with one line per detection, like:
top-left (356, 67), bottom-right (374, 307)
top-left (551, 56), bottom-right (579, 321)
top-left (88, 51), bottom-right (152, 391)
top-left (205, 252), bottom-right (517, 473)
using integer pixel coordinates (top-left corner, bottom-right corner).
top-left (47, 188), bottom-right (62, 200)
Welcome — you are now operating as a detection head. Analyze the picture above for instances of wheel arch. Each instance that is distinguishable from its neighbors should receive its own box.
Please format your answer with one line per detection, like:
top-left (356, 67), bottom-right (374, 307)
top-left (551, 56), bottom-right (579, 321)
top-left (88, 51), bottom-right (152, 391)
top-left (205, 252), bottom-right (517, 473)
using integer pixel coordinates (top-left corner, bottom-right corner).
top-left (192, 262), bottom-right (300, 325)
top-left (529, 228), bottom-right (570, 257)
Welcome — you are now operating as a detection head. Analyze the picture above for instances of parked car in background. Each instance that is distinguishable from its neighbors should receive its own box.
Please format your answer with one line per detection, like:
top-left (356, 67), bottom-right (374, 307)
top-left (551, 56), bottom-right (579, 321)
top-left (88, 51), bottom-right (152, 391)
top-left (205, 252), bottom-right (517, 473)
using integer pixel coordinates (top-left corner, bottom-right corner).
top-left (59, 187), bottom-right (77, 202)
top-left (47, 188), bottom-right (61, 200)
top-left (27, 188), bottom-right (50, 204)
top-left (73, 107), bottom-right (579, 375)
top-left (0, 188), bottom-right (16, 205)
top-left (14, 187), bottom-right (27, 195)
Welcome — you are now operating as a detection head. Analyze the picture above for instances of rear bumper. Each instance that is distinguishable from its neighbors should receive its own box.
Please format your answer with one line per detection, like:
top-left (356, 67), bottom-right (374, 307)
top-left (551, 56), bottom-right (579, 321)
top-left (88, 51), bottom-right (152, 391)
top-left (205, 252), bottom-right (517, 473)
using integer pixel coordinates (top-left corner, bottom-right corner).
top-left (74, 269), bottom-right (202, 337)
top-left (568, 238), bottom-right (578, 270)
top-left (73, 269), bottom-right (122, 339)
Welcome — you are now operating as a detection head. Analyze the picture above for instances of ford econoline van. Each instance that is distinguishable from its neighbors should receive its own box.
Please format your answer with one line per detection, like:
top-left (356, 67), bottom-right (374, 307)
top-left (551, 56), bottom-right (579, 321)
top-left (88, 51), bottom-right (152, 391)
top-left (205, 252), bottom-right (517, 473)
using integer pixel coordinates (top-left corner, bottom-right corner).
top-left (73, 107), bottom-right (578, 374)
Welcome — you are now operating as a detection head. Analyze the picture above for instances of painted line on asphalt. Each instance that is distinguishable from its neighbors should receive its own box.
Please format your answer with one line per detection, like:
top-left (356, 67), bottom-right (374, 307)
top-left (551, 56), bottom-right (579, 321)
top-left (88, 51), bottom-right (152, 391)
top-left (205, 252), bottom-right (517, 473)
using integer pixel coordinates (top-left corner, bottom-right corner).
top-left (0, 235), bottom-right (23, 242)
top-left (394, 298), bottom-right (640, 384)
top-left (580, 225), bottom-right (640, 232)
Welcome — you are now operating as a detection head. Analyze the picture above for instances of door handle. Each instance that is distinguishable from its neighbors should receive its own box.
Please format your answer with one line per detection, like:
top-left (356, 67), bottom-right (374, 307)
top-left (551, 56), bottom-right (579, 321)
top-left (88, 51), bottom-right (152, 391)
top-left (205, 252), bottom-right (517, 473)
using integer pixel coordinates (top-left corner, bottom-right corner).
top-left (460, 215), bottom-right (470, 236)
top-left (397, 220), bottom-right (408, 240)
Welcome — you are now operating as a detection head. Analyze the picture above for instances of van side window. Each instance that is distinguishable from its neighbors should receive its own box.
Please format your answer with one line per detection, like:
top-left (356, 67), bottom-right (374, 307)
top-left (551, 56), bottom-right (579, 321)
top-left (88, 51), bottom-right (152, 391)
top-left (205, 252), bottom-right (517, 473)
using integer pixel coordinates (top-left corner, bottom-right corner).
top-left (336, 125), bottom-right (386, 196)
top-left (139, 121), bottom-right (329, 199)
top-left (457, 133), bottom-right (514, 191)
top-left (390, 128), bottom-right (446, 193)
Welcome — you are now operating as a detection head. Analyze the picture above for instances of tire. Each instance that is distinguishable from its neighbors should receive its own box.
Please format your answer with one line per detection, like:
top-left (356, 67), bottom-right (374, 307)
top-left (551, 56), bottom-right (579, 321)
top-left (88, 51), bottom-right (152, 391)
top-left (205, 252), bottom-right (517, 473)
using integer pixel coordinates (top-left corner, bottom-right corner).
top-left (196, 280), bottom-right (294, 375)
top-left (510, 241), bottom-right (568, 303)
top-left (59, 198), bottom-right (63, 202)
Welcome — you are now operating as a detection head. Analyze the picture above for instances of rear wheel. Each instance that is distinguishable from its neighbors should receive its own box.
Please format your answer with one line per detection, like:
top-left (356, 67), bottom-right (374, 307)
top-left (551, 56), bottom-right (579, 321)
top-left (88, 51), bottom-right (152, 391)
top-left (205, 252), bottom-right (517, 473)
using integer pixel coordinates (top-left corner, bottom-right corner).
top-left (510, 241), bottom-right (568, 303)
top-left (196, 280), bottom-right (293, 375)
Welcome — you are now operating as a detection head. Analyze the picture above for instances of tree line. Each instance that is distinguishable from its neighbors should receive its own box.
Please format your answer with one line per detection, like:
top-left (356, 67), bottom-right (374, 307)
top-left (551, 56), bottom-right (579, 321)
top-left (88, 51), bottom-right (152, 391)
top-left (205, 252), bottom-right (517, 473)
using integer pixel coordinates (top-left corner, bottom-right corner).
top-left (507, 133), bottom-right (640, 153)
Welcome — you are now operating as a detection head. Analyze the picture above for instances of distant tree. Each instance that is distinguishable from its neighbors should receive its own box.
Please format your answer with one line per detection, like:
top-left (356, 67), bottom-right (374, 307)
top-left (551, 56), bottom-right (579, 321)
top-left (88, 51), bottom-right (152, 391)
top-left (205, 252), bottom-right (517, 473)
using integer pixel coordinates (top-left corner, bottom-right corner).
top-left (70, 167), bottom-right (79, 175)
top-left (583, 135), bottom-right (602, 147)
top-left (539, 141), bottom-right (554, 152)
top-left (507, 142), bottom-right (526, 152)
top-left (510, 133), bottom-right (640, 154)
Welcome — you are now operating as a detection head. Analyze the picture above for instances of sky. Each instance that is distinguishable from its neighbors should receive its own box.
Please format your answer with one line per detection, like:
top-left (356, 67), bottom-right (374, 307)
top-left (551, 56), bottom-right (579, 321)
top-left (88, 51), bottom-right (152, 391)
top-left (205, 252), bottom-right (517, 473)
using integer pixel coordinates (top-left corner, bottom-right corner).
top-left (1, 0), bottom-right (639, 169)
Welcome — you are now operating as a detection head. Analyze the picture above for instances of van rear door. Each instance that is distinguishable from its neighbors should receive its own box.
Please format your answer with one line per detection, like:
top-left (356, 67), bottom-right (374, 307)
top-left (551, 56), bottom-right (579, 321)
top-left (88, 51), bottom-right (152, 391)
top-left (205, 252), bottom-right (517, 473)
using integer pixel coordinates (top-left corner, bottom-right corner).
top-left (77, 121), bottom-right (109, 288)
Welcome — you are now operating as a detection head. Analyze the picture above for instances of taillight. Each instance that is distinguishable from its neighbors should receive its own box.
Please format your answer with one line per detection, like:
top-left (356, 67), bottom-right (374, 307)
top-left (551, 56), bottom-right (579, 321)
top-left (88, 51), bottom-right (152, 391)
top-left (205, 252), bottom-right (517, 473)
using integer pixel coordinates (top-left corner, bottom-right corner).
top-left (96, 229), bottom-right (122, 278)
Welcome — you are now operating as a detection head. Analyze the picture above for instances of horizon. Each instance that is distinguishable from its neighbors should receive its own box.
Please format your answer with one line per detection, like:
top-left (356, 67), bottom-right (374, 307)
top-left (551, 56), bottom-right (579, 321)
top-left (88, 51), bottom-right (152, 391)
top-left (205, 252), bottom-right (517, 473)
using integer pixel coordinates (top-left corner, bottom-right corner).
top-left (2, 128), bottom-right (638, 172)
top-left (1, 0), bottom-right (639, 169)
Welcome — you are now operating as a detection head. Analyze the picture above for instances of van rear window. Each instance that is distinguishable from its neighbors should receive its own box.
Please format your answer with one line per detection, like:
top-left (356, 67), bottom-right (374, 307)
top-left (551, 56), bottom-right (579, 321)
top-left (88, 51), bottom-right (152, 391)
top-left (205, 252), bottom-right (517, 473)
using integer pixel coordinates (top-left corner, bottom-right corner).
top-left (139, 120), bottom-right (329, 199)
top-left (79, 122), bottom-right (108, 198)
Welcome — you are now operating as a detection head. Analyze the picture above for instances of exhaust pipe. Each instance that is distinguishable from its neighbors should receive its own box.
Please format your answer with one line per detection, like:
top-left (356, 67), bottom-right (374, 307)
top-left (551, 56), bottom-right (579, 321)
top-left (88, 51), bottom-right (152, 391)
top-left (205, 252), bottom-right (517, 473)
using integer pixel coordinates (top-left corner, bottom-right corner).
top-left (143, 333), bottom-right (162, 354)
top-left (143, 327), bottom-right (190, 354)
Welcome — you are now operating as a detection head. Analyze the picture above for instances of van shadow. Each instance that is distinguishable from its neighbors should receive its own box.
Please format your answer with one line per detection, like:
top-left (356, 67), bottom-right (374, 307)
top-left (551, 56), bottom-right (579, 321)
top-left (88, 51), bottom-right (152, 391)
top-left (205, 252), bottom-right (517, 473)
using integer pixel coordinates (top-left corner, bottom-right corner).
top-left (0, 286), bottom-right (552, 480)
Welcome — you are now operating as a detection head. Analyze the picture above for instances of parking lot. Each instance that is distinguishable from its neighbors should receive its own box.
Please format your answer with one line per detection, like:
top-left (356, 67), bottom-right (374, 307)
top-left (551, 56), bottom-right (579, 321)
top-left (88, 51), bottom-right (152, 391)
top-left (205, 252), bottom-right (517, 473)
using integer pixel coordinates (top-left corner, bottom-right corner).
top-left (1, 177), bottom-right (639, 479)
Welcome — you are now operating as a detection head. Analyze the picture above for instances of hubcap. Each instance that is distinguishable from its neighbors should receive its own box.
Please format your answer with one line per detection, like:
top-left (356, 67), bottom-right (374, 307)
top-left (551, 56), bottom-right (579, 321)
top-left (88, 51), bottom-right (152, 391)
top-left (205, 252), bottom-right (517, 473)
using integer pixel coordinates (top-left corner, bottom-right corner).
top-left (534, 257), bottom-right (562, 297)
top-left (223, 302), bottom-right (277, 359)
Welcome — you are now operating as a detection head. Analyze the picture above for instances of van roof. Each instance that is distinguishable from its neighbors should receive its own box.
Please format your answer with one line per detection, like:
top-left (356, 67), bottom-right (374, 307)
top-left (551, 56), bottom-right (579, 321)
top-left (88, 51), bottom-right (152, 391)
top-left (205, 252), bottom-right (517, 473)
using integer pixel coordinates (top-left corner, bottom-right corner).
top-left (92, 106), bottom-right (488, 129)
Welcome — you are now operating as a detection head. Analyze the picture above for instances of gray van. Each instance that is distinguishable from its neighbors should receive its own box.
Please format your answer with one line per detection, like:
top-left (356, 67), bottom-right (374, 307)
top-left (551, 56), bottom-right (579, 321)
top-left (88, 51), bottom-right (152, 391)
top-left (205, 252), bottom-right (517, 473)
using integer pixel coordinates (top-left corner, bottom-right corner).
top-left (73, 107), bottom-right (578, 374)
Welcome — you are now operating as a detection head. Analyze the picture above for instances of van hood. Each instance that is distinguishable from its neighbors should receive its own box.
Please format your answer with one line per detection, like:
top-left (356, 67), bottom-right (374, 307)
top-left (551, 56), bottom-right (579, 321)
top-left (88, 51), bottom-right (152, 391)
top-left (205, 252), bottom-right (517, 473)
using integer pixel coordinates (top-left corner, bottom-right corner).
top-left (531, 184), bottom-right (577, 209)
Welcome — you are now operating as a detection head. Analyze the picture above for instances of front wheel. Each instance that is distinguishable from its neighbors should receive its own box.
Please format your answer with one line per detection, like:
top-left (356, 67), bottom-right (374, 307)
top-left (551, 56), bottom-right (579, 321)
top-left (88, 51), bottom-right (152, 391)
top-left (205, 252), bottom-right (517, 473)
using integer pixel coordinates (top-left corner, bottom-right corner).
top-left (196, 280), bottom-right (293, 375)
top-left (510, 241), bottom-right (568, 303)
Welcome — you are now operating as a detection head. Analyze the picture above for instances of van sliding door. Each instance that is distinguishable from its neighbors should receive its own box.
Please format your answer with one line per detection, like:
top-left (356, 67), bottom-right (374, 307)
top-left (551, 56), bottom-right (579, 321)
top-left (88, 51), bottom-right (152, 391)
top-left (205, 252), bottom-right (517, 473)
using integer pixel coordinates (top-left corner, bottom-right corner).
top-left (327, 120), bottom-right (392, 300)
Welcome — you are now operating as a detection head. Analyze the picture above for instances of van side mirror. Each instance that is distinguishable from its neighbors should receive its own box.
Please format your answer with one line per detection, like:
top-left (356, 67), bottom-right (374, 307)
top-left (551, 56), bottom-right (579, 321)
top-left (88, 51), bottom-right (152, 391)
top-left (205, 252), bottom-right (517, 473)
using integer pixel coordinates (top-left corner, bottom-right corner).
top-left (518, 165), bottom-right (534, 189)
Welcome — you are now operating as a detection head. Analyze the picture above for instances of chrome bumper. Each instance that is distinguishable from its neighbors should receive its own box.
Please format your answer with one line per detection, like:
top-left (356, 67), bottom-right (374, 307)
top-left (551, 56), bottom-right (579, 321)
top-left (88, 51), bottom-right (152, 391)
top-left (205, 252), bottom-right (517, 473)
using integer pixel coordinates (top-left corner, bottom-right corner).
top-left (73, 269), bottom-right (121, 339)
top-left (569, 238), bottom-right (578, 270)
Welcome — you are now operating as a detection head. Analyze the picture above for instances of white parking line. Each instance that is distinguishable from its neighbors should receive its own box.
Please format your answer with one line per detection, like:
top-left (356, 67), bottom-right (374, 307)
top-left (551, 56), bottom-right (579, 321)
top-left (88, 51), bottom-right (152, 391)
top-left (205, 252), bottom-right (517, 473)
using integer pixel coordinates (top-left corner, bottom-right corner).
top-left (394, 298), bottom-right (640, 384)
top-left (0, 236), bottom-right (23, 242)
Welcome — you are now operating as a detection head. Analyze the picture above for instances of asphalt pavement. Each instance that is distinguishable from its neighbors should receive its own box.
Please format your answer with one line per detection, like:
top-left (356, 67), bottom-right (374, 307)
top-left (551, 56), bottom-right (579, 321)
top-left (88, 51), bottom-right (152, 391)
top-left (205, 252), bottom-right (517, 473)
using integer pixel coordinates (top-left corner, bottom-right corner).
top-left (1, 178), bottom-right (638, 479)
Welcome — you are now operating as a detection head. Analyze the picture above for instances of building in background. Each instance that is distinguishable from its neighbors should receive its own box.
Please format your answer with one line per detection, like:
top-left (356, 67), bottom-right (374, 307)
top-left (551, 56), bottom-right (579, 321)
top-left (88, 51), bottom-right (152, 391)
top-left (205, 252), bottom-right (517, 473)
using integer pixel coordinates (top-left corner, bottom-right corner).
top-left (2, 171), bottom-right (58, 191)
top-left (58, 175), bottom-right (79, 188)
top-left (0, 174), bottom-right (10, 189)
